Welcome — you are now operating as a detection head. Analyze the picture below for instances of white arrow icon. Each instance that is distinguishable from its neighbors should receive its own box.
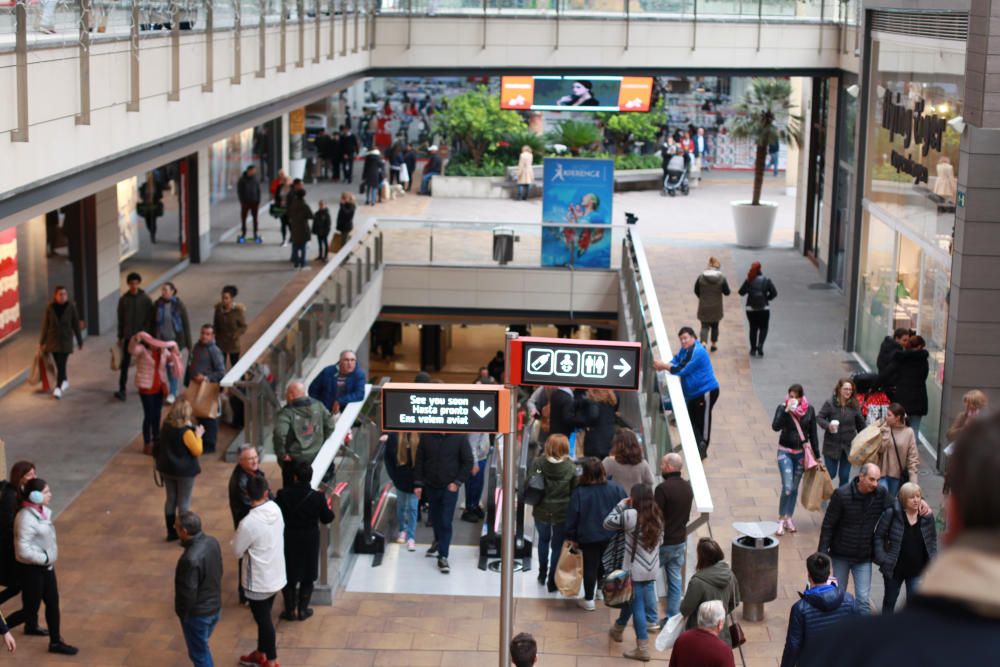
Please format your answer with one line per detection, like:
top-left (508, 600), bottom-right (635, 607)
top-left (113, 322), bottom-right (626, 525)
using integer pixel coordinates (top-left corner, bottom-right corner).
top-left (613, 359), bottom-right (632, 378)
top-left (472, 400), bottom-right (493, 419)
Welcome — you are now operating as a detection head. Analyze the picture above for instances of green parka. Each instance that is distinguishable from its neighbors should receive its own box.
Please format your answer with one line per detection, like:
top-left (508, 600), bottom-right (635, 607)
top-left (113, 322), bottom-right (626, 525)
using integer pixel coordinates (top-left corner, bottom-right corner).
top-left (529, 455), bottom-right (577, 524)
top-left (273, 396), bottom-right (335, 464)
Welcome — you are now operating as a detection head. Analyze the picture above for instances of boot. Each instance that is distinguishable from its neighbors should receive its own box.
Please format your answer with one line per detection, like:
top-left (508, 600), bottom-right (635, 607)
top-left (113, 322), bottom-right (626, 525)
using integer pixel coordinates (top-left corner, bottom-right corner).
top-left (609, 623), bottom-right (626, 643)
top-left (297, 584), bottom-right (314, 621)
top-left (165, 514), bottom-right (178, 542)
top-left (536, 564), bottom-right (547, 585)
top-left (623, 639), bottom-right (651, 662)
top-left (279, 587), bottom-right (298, 621)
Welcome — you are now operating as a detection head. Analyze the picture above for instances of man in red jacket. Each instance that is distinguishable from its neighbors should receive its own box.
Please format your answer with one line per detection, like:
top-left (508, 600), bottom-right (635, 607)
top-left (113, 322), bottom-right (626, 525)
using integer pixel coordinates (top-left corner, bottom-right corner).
top-left (668, 600), bottom-right (734, 667)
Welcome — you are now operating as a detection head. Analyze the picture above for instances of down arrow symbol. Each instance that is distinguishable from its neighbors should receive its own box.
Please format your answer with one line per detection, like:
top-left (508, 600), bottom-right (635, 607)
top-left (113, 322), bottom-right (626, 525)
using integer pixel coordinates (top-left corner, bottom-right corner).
top-left (472, 400), bottom-right (493, 419)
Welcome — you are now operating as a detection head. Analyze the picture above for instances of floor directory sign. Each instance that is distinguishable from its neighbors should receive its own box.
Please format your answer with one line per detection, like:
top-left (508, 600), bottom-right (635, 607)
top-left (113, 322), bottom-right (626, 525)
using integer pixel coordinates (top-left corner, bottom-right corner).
top-left (381, 383), bottom-right (511, 433)
top-left (541, 158), bottom-right (615, 269)
top-left (508, 337), bottom-right (641, 391)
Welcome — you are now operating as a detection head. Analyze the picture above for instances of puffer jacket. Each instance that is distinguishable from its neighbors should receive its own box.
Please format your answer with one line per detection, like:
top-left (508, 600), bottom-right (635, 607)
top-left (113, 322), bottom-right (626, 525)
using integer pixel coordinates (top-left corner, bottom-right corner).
top-left (694, 269), bottom-right (731, 323)
top-left (780, 584), bottom-right (859, 667)
top-left (15, 505), bottom-right (58, 567)
top-left (816, 399), bottom-right (866, 459)
top-left (129, 332), bottom-right (182, 392)
top-left (772, 404), bottom-right (820, 455)
top-left (529, 456), bottom-right (577, 524)
top-left (232, 500), bottom-right (286, 595)
top-left (818, 478), bottom-right (890, 563)
top-left (602, 500), bottom-right (661, 583)
top-left (668, 341), bottom-right (719, 401)
top-left (679, 561), bottom-right (742, 644)
top-left (873, 501), bottom-right (937, 578)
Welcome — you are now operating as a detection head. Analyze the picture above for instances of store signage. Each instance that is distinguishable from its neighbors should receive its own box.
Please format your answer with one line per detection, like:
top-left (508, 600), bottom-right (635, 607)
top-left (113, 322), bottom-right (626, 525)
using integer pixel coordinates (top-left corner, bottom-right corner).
top-left (509, 337), bottom-right (641, 391)
top-left (957, 191), bottom-right (965, 208)
top-left (289, 108), bottom-right (306, 136)
top-left (381, 383), bottom-right (511, 433)
top-left (881, 91), bottom-right (947, 185)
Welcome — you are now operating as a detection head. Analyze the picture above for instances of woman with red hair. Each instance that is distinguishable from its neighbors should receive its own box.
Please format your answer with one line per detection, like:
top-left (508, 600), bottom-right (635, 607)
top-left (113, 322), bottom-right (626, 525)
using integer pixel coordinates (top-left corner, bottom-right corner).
top-left (738, 261), bottom-right (777, 356)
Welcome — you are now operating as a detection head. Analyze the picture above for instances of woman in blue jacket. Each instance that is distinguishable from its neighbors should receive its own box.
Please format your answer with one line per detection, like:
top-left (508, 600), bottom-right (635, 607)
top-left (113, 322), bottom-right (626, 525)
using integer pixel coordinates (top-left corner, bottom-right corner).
top-left (654, 326), bottom-right (720, 459)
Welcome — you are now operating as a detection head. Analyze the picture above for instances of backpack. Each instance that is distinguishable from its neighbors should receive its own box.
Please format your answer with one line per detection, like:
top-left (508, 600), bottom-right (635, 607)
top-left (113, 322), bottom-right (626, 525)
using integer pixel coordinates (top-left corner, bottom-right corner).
top-left (747, 276), bottom-right (769, 310)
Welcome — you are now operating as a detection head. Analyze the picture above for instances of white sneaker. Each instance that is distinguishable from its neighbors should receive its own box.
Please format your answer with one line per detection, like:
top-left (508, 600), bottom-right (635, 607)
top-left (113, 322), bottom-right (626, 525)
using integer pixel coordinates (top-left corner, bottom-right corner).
top-left (576, 598), bottom-right (595, 611)
top-left (396, 532), bottom-right (406, 544)
top-left (60, 380), bottom-right (69, 392)
top-left (406, 539), bottom-right (416, 552)
top-left (595, 589), bottom-right (604, 601)
top-left (52, 387), bottom-right (62, 399)
top-left (166, 393), bottom-right (176, 405)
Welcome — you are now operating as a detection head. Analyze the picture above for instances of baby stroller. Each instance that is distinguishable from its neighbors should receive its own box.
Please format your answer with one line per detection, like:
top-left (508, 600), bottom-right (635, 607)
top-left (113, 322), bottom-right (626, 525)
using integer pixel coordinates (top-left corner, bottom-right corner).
top-left (662, 154), bottom-right (690, 197)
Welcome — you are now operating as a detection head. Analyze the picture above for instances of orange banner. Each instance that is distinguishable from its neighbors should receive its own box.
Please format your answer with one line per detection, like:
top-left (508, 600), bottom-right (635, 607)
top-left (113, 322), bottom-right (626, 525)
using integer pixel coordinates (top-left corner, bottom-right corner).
top-left (500, 76), bottom-right (535, 110)
top-left (617, 77), bottom-right (653, 112)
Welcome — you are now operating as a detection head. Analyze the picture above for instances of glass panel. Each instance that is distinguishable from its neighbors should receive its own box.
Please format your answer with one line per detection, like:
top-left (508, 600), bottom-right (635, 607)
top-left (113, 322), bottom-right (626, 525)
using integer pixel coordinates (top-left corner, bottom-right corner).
top-left (855, 212), bottom-right (896, 369)
top-left (918, 252), bottom-right (948, 442)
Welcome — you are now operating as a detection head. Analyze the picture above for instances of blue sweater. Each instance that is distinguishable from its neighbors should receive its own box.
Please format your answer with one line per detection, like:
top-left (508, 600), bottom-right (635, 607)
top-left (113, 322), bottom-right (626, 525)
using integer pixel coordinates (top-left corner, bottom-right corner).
top-left (781, 584), bottom-right (858, 667)
top-left (669, 342), bottom-right (719, 400)
top-left (564, 481), bottom-right (627, 545)
top-left (308, 365), bottom-right (366, 411)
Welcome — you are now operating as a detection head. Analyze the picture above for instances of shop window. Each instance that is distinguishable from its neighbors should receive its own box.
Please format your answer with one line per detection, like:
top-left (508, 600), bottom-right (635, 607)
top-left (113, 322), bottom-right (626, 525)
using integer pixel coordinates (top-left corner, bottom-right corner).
top-left (856, 213), bottom-right (897, 369)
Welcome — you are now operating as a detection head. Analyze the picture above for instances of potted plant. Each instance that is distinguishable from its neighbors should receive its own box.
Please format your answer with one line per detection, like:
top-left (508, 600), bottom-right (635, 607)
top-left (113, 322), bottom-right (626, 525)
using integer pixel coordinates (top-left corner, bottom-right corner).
top-left (727, 78), bottom-right (802, 248)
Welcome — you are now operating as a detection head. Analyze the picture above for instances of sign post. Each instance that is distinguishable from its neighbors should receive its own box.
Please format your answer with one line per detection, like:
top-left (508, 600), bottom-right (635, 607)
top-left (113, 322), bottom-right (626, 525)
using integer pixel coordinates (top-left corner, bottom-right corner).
top-left (499, 331), bottom-right (518, 667)
top-left (508, 336), bottom-right (642, 391)
top-left (380, 383), bottom-right (509, 433)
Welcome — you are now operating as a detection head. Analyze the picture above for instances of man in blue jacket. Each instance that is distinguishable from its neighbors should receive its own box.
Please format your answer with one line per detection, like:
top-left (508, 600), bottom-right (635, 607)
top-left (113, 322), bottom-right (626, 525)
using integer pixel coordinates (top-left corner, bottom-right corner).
top-left (308, 349), bottom-right (366, 416)
top-left (654, 326), bottom-right (720, 459)
top-left (780, 552), bottom-right (858, 667)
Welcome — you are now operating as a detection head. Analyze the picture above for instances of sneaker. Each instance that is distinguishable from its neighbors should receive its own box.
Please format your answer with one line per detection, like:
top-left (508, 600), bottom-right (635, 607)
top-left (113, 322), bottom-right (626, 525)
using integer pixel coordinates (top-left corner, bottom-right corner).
top-left (460, 509), bottom-right (480, 523)
top-left (396, 531), bottom-right (407, 544)
top-left (60, 380), bottom-right (69, 392)
top-left (647, 621), bottom-right (662, 634)
top-left (437, 557), bottom-right (450, 573)
top-left (52, 387), bottom-right (62, 399)
top-left (238, 235), bottom-right (247, 244)
top-left (785, 518), bottom-right (798, 533)
top-left (281, 240), bottom-right (289, 247)
top-left (48, 641), bottom-right (78, 655)
top-left (595, 588), bottom-right (604, 601)
top-left (775, 519), bottom-right (785, 536)
top-left (166, 393), bottom-right (176, 405)
top-left (406, 538), bottom-right (416, 552)
top-left (254, 235), bottom-right (263, 244)
top-left (425, 542), bottom-right (439, 558)
top-left (24, 626), bottom-right (49, 637)
top-left (239, 650), bottom-right (266, 666)
top-left (114, 390), bottom-right (126, 401)
top-left (576, 598), bottom-right (595, 611)
top-left (710, 345), bottom-right (718, 352)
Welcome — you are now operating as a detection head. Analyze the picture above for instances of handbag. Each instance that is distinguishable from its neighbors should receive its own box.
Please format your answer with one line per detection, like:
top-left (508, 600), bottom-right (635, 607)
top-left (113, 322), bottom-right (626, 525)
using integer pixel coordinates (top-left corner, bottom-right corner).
top-left (803, 442), bottom-right (818, 470)
top-left (601, 527), bottom-right (638, 608)
top-left (654, 613), bottom-right (685, 651)
top-left (728, 610), bottom-right (746, 647)
top-left (269, 203), bottom-right (287, 218)
top-left (554, 542), bottom-right (583, 597)
top-left (110, 344), bottom-right (122, 371)
top-left (890, 429), bottom-right (911, 485)
top-left (522, 471), bottom-right (545, 506)
top-left (849, 422), bottom-right (882, 466)
top-left (28, 351), bottom-right (42, 385)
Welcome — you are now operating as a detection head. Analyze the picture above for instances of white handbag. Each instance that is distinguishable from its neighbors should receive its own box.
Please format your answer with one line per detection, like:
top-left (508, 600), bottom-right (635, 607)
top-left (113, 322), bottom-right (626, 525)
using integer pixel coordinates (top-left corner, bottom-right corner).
top-left (655, 614), bottom-right (685, 652)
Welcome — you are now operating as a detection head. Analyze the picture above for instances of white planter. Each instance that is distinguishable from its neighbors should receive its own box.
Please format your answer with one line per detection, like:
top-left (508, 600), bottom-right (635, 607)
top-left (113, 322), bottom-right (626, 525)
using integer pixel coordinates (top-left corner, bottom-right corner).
top-left (731, 201), bottom-right (778, 248)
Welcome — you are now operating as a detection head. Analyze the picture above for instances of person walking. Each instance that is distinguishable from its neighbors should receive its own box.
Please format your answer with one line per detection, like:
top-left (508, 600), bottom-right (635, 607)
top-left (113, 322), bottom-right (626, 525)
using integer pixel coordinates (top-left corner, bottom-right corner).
top-left (275, 462), bottom-right (334, 622)
top-left (233, 477), bottom-right (284, 667)
top-left (419, 145), bottom-right (443, 195)
top-left (886, 335), bottom-right (930, 439)
top-left (879, 403), bottom-right (920, 498)
top-left (873, 482), bottom-right (937, 614)
top-left (334, 192), bottom-right (356, 254)
top-left (138, 173), bottom-right (164, 243)
top-left (737, 261), bottom-right (777, 356)
top-left (516, 145), bottom-right (534, 201)
top-left (461, 401), bottom-right (492, 523)
top-left (0, 461), bottom-right (35, 633)
top-left (601, 428), bottom-right (655, 496)
top-left (653, 327), bottom-right (721, 459)
top-left (272, 176), bottom-right (293, 247)
top-left (237, 165), bottom-right (262, 244)
top-left (38, 286), bottom-right (82, 400)
top-left (361, 149), bottom-right (384, 206)
top-left (414, 432), bottom-right (474, 574)
top-left (772, 383), bottom-right (820, 535)
top-left (693, 257), bottom-right (731, 352)
top-left (212, 286), bottom-right (247, 369)
top-left (312, 200), bottom-right (332, 261)
top-left (273, 381), bottom-right (335, 488)
top-left (155, 282), bottom-right (192, 405)
top-left (679, 538), bottom-right (741, 647)
top-left (339, 126), bottom-right (360, 184)
top-left (157, 398), bottom-right (204, 542)
top-left (816, 378), bottom-right (866, 488)
top-left (130, 331), bottom-right (182, 456)
top-left (580, 389), bottom-right (618, 459)
top-left (287, 189), bottom-right (313, 270)
top-left (115, 272), bottom-right (153, 401)
top-left (605, 483), bottom-right (663, 662)
top-left (174, 511), bottom-right (223, 667)
top-left (565, 457), bottom-right (626, 611)
top-left (403, 144), bottom-right (417, 192)
top-left (14, 478), bottom-right (78, 655)
top-left (779, 553), bottom-right (858, 667)
top-left (669, 601), bottom-right (735, 667)
top-left (186, 324), bottom-right (226, 454)
top-left (655, 453), bottom-right (694, 621)
top-left (383, 432), bottom-right (419, 551)
top-left (530, 434), bottom-right (577, 593)
top-left (228, 445), bottom-right (269, 605)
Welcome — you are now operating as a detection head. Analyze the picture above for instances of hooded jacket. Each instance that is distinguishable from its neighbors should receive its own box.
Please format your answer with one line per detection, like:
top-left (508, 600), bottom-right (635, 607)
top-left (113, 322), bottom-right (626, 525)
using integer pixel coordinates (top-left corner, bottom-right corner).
top-left (565, 481), bottom-right (626, 545)
top-left (129, 333), bottom-right (182, 392)
top-left (272, 396), bottom-right (335, 464)
top-left (780, 583), bottom-right (858, 667)
top-left (213, 303), bottom-right (248, 355)
top-left (668, 341), bottom-right (720, 401)
top-left (816, 398), bottom-right (866, 459)
top-left (15, 505), bottom-right (57, 567)
top-left (529, 455), bottom-right (577, 524)
top-left (232, 500), bottom-right (286, 595)
top-left (694, 269), bottom-right (731, 323)
top-left (679, 561), bottom-right (741, 643)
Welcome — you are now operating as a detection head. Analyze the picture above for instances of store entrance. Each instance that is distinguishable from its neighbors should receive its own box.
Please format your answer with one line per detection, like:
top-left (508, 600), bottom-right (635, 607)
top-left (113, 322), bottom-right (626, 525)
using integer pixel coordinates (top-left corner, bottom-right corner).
top-left (803, 77), bottom-right (829, 262)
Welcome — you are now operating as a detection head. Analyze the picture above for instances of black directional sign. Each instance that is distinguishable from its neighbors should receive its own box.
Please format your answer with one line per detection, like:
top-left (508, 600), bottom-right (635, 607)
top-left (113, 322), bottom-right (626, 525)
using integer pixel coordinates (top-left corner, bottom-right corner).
top-left (510, 337), bottom-right (641, 391)
top-left (381, 383), bottom-right (511, 433)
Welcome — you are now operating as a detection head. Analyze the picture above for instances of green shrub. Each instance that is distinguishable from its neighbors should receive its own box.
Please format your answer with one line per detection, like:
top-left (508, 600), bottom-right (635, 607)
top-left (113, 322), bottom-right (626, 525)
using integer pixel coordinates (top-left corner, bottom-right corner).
top-left (614, 154), bottom-right (662, 170)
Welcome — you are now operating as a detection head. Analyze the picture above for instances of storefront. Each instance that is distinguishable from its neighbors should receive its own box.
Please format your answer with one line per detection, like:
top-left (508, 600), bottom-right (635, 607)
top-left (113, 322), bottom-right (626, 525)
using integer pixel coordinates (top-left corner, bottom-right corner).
top-left (854, 26), bottom-right (964, 448)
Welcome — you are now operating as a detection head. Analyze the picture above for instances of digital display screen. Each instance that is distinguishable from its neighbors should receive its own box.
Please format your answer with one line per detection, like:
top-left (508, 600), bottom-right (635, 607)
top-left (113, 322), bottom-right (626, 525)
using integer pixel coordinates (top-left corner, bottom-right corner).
top-left (501, 75), bottom-right (654, 112)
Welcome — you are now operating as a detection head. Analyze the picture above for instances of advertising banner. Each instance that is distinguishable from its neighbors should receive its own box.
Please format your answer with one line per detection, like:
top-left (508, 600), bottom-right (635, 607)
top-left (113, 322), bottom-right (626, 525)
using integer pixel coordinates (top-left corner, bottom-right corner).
top-left (117, 177), bottom-right (140, 261)
top-left (541, 158), bottom-right (614, 269)
top-left (501, 76), bottom-right (653, 113)
top-left (0, 228), bottom-right (21, 345)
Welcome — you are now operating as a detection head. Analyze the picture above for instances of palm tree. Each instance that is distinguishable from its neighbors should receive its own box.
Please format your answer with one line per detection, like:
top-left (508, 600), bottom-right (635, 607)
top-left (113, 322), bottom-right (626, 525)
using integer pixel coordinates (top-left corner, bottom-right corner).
top-left (728, 78), bottom-right (802, 206)
top-left (546, 120), bottom-right (602, 156)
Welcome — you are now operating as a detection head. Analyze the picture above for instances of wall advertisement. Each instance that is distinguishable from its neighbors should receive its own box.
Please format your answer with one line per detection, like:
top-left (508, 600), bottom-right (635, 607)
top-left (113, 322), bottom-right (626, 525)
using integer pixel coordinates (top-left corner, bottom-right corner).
top-left (0, 228), bottom-right (21, 344)
top-left (541, 158), bottom-right (614, 269)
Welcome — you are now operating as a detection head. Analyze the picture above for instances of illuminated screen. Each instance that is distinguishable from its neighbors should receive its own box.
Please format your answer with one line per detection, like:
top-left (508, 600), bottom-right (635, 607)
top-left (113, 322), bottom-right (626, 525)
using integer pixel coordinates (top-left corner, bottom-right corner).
top-left (501, 75), bottom-right (653, 112)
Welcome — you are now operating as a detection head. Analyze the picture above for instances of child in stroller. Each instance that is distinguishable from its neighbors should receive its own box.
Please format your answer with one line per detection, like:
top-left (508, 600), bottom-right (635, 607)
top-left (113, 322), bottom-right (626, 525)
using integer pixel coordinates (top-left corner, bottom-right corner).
top-left (662, 153), bottom-right (690, 197)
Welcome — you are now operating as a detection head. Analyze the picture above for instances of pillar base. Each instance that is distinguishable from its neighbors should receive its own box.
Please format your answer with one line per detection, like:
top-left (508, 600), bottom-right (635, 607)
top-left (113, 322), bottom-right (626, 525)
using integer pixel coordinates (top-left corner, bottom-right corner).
top-left (742, 602), bottom-right (765, 622)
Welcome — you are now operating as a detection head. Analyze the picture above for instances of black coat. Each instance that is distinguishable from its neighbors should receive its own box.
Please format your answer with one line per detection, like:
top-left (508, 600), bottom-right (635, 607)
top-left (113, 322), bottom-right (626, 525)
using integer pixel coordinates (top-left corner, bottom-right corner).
top-left (336, 203), bottom-right (355, 235)
top-left (175, 532), bottom-right (223, 618)
top-left (873, 500), bottom-right (937, 577)
top-left (312, 208), bottom-right (332, 238)
top-left (0, 483), bottom-right (18, 586)
top-left (117, 289), bottom-right (153, 340)
top-left (548, 389), bottom-right (587, 438)
top-left (771, 404), bottom-right (820, 456)
top-left (228, 465), bottom-right (268, 528)
top-left (886, 349), bottom-right (930, 417)
top-left (816, 399), bottom-right (867, 459)
top-left (156, 424), bottom-right (201, 479)
top-left (876, 336), bottom-right (902, 375)
top-left (404, 150), bottom-right (417, 180)
top-left (413, 434), bottom-right (473, 490)
top-left (818, 479), bottom-right (891, 563)
top-left (276, 482), bottom-right (335, 583)
top-left (583, 399), bottom-right (617, 459)
top-left (383, 433), bottom-right (416, 493)
top-left (362, 155), bottom-right (383, 188)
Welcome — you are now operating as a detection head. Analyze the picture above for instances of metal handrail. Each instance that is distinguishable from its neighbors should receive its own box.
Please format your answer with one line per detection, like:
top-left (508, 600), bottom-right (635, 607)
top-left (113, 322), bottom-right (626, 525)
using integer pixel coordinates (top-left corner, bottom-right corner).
top-left (310, 384), bottom-right (374, 489)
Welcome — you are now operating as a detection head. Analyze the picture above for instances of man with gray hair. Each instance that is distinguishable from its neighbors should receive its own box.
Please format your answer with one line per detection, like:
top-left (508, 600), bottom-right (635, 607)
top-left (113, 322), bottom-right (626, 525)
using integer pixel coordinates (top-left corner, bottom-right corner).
top-left (308, 349), bottom-right (366, 416)
top-left (655, 451), bottom-right (694, 620)
top-left (668, 600), bottom-right (734, 667)
top-left (175, 511), bottom-right (223, 667)
top-left (227, 444), bottom-right (270, 604)
top-left (274, 381), bottom-right (334, 488)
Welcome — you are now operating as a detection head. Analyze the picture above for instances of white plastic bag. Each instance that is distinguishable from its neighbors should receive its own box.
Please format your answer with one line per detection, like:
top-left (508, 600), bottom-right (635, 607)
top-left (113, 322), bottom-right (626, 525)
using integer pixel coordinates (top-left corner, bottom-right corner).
top-left (655, 614), bottom-right (685, 652)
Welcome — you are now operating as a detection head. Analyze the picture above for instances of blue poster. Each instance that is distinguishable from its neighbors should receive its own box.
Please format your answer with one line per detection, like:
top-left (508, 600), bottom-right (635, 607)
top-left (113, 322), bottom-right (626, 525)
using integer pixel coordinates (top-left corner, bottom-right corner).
top-left (541, 158), bottom-right (614, 268)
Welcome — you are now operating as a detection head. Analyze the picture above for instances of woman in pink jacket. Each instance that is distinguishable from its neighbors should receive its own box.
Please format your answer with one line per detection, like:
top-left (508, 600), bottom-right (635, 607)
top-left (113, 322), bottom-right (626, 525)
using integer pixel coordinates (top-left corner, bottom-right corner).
top-left (129, 332), bottom-right (182, 455)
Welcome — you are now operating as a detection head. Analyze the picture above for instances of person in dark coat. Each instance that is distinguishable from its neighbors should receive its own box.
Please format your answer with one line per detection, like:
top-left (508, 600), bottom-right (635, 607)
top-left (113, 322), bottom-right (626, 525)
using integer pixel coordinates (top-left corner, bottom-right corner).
top-left (876, 327), bottom-right (911, 375)
top-left (772, 383), bottom-right (820, 535)
top-left (157, 399), bottom-right (203, 541)
top-left (287, 189), bottom-right (313, 269)
top-left (361, 149), bottom-right (383, 206)
top-left (338, 126), bottom-right (360, 184)
top-left (816, 378), bottom-right (867, 488)
top-left (384, 432), bottom-right (419, 550)
top-left (884, 336), bottom-right (930, 438)
top-left (138, 173), bottom-right (164, 243)
top-left (737, 261), bottom-right (777, 356)
top-left (275, 462), bottom-right (334, 622)
top-left (0, 461), bottom-right (35, 632)
top-left (873, 483), bottom-right (937, 614)
top-left (655, 453), bottom-right (694, 620)
top-left (693, 257), bottom-right (731, 352)
top-left (780, 552), bottom-right (858, 667)
top-left (403, 144), bottom-right (417, 192)
top-left (237, 165), bottom-right (262, 243)
top-left (174, 511), bottom-right (223, 667)
top-left (38, 286), bottom-right (82, 400)
top-left (115, 272), bottom-right (153, 401)
top-left (414, 433), bottom-right (474, 574)
top-left (581, 389), bottom-right (618, 459)
top-left (312, 200), bottom-right (332, 261)
top-left (335, 192), bottom-right (356, 253)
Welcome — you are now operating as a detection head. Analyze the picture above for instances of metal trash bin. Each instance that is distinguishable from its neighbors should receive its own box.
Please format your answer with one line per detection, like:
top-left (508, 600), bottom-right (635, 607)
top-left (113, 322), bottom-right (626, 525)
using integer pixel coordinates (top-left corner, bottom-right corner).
top-left (730, 521), bottom-right (780, 622)
top-left (493, 227), bottom-right (515, 265)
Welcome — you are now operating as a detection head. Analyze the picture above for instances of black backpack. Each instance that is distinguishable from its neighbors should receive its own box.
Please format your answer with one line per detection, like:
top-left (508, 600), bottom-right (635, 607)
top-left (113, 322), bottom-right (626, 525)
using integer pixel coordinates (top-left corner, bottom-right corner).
top-left (747, 276), bottom-right (769, 309)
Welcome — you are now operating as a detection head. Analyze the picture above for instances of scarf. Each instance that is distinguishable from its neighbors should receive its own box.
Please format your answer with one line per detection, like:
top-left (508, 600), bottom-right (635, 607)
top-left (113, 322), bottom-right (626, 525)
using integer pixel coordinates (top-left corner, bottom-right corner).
top-left (786, 395), bottom-right (810, 443)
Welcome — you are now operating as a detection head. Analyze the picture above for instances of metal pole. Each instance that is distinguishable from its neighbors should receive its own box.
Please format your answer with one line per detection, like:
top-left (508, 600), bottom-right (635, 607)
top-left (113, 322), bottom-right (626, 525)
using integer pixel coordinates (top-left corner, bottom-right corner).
top-left (756, 0), bottom-right (762, 52)
top-left (624, 0), bottom-right (629, 51)
top-left (12, 0), bottom-right (28, 141)
top-left (499, 330), bottom-right (518, 667)
top-left (691, 0), bottom-right (697, 51)
top-left (481, 0), bottom-right (486, 50)
top-left (77, 0), bottom-right (92, 125)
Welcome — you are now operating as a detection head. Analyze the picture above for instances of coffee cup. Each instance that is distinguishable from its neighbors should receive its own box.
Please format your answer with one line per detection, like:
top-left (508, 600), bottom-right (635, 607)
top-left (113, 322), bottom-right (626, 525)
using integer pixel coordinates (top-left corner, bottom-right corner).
top-left (830, 419), bottom-right (840, 433)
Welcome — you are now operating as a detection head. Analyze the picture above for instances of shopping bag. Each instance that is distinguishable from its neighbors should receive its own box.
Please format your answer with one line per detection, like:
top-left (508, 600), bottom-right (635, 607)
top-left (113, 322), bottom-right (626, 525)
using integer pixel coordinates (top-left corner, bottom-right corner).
top-left (28, 351), bottom-right (42, 385)
top-left (554, 542), bottom-right (583, 597)
top-left (110, 344), bottom-right (121, 371)
top-left (185, 380), bottom-right (221, 419)
top-left (39, 352), bottom-right (57, 392)
top-left (655, 614), bottom-right (685, 652)
top-left (800, 462), bottom-right (834, 512)
top-left (399, 162), bottom-right (410, 184)
top-left (849, 423), bottom-right (882, 466)
top-left (861, 391), bottom-right (891, 426)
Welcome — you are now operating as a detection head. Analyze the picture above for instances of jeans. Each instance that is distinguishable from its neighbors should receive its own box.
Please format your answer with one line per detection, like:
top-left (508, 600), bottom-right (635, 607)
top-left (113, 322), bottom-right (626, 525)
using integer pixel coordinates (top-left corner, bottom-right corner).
top-left (20, 564), bottom-right (60, 639)
top-left (882, 573), bottom-right (920, 614)
top-left (580, 540), bottom-right (608, 601)
top-left (181, 611), bottom-right (220, 667)
top-left (395, 489), bottom-right (418, 540)
top-left (535, 521), bottom-right (567, 581)
top-left (616, 580), bottom-right (656, 641)
top-left (777, 449), bottom-right (805, 518)
top-left (825, 451), bottom-right (851, 488)
top-left (880, 476), bottom-right (902, 498)
top-left (464, 458), bottom-right (488, 509)
top-left (118, 339), bottom-right (131, 393)
top-left (365, 184), bottom-right (379, 205)
top-left (687, 388), bottom-right (720, 459)
top-left (240, 202), bottom-right (259, 237)
top-left (425, 486), bottom-right (459, 558)
top-left (420, 172), bottom-right (438, 194)
top-left (140, 392), bottom-right (164, 444)
top-left (291, 243), bottom-right (307, 268)
top-left (163, 474), bottom-right (196, 515)
top-left (909, 415), bottom-right (923, 442)
top-left (698, 321), bottom-right (720, 345)
top-left (199, 417), bottom-right (218, 454)
top-left (248, 595), bottom-right (277, 660)
top-left (517, 184), bottom-right (529, 200)
top-left (342, 157), bottom-right (354, 183)
top-left (279, 215), bottom-right (289, 243)
top-left (316, 235), bottom-right (328, 260)
top-left (52, 351), bottom-right (69, 386)
top-left (831, 558), bottom-right (872, 614)
top-left (166, 362), bottom-right (178, 397)
top-left (746, 309), bottom-right (771, 352)
top-left (659, 542), bottom-right (686, 618)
